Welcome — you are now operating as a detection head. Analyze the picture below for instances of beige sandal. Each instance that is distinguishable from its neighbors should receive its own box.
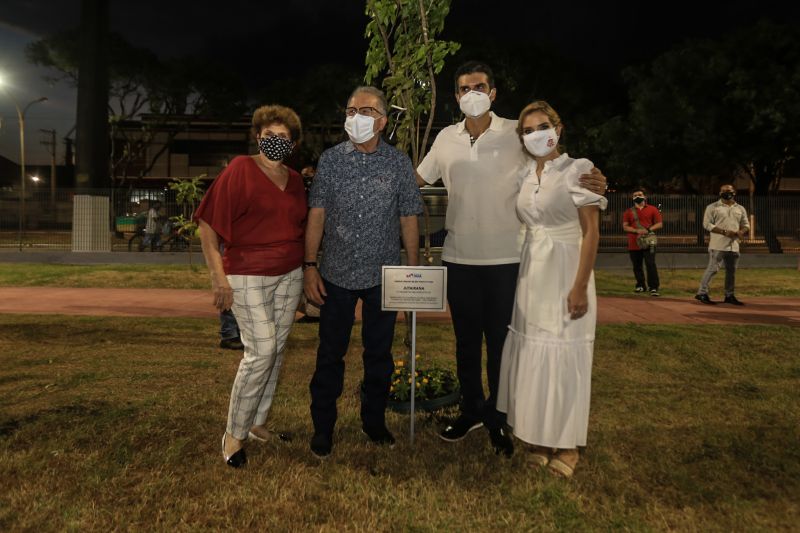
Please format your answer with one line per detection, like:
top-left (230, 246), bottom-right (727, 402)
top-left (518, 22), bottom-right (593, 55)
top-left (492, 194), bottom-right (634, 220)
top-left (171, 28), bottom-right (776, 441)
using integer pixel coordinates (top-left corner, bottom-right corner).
top-left (528, 446), bottom-right (551, 467)
top-left (548, 450), bottom-right (579, 478)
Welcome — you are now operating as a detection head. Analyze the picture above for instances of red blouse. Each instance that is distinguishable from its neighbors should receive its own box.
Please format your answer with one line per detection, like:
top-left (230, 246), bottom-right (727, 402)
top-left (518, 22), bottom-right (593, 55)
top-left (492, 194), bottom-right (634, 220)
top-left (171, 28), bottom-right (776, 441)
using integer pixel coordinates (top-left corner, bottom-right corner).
top-left (194, 156), bottom-right (307, 276)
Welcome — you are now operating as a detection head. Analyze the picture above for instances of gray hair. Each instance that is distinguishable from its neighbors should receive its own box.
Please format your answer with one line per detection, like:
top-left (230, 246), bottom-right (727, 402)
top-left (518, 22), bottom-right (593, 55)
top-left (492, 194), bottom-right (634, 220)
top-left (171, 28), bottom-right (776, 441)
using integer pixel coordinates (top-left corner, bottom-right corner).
top-left (348, 86), bottom-right (388, 115)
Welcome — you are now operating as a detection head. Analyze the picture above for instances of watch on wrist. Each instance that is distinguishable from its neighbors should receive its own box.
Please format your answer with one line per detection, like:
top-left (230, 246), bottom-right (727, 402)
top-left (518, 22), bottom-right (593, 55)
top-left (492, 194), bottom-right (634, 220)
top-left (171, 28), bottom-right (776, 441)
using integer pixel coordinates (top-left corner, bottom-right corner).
top-left (302, 261), bottom-right (317, 271)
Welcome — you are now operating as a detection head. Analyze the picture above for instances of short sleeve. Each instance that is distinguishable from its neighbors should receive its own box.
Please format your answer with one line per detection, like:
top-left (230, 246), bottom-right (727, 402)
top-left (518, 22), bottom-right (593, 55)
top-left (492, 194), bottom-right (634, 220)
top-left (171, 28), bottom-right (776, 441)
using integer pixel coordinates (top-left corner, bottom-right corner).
top-left (398, 155), bottom-right (424, 216)
top-left (566, 158), bottom-right (607, 211)
top-left (622, 208), bottom-right (633, 226)
top-left (417, 136), bottom-right (441, 185)
top-left (308, 151), bottom-right (332, 209)
top-left (652, 206), bottom-right (663, 224)
top-left (193, 157), bottom-right (246, 243)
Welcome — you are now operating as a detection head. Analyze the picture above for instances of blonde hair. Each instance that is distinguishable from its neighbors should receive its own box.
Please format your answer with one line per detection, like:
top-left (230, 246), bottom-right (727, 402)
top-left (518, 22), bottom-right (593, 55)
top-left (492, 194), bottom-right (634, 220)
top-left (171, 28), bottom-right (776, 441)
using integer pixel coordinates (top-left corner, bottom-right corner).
top-left (516, 100), bottom-right (562, 137)
top-left (251, 104), bottom-right (302, 143)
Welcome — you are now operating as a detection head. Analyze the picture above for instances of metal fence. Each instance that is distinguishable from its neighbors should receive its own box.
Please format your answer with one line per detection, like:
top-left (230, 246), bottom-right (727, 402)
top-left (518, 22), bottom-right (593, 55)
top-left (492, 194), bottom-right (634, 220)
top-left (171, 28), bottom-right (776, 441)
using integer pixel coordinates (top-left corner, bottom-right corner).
top-left (1, 188), bottom-right (798, 253)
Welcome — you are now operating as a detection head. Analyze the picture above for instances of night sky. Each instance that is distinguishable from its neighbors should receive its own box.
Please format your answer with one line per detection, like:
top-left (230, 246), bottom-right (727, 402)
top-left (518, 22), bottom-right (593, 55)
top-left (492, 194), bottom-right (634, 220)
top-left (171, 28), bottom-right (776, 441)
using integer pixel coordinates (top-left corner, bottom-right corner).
top-left (1, 0), bottom-right (798, 165)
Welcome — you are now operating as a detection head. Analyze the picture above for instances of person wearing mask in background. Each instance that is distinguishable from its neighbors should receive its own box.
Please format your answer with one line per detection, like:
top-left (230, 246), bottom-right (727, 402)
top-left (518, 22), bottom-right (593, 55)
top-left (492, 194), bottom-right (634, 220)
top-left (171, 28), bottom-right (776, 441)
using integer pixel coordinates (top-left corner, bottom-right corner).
top-left (695, 184), bottom-right (750, 305)
top-left (622, 188), bottom-right (662, 296)
top-left (415, 61), bottom-right (607, 456)
top-left (304, 86), bottom-right (423, 458)
top-left (195, 105), bottom-right (307, 468)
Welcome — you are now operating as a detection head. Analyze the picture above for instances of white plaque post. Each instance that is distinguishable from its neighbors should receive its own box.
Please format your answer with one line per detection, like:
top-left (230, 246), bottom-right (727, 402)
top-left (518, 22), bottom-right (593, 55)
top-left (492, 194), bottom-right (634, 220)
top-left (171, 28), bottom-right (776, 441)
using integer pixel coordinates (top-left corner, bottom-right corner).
top-left (381, 266), bottom-right (447, 444)
top-left (409, 311), bottom-right (416, 444)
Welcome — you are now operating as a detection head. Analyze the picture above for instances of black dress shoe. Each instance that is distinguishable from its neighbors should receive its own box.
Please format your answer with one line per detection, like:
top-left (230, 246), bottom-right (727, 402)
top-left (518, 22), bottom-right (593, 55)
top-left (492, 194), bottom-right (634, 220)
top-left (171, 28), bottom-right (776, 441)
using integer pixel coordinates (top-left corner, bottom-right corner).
top-left (222, 434), bottom-right (247, 468)
top-left (363, 425), bottom-right (396, 447)
top-left (724, 295), bottom-right (745, 306)
top-left (694, 294), bottom-right (716, 305)
top-left (439, 417), bottom-right (484, 442)
top-left (310, 432), bottom-right (332, 458)
top-left (488, 426), bottom-right (514, 457)
top-left (220, 337), bottom-right (244, 350)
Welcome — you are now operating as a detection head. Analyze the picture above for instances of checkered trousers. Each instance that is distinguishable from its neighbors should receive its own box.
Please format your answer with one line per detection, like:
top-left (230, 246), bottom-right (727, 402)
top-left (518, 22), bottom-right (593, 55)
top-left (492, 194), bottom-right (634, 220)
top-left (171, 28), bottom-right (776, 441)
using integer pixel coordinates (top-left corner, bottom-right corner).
top-left (225, 268), bottom-right (303, 439)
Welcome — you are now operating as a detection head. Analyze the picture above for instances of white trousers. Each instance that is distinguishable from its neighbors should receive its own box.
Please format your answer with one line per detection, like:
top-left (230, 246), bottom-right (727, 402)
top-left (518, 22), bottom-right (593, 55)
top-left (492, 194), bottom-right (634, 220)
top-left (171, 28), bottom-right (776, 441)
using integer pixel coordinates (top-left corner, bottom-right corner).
top-left (225, 268), bottom-right (303, 440)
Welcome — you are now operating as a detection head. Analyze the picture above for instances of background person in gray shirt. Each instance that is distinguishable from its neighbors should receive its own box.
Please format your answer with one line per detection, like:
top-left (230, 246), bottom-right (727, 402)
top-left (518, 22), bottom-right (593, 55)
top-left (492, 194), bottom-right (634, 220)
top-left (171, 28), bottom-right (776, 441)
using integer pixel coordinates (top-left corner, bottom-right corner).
top-left (695, 184), bottom-right (750, 305)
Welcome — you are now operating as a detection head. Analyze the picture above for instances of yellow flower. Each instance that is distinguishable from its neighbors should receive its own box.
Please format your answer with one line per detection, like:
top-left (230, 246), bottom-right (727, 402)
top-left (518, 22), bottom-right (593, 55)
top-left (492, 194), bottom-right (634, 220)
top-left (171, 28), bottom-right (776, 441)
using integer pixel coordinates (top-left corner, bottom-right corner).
top-left (416, 382), bottom-right (420, 387)
top-left (422, 378), bottom-right (429, 384)
top-left (394, 369), bottom-right (401, 375)
top-left (397, 360), bottom-right (404, 367)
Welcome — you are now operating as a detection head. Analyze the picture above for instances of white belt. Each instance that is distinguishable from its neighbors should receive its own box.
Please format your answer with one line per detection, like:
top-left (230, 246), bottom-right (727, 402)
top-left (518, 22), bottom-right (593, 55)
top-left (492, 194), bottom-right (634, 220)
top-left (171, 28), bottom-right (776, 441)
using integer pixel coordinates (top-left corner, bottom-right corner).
top-left (518, 220), bottom-right (582, 335)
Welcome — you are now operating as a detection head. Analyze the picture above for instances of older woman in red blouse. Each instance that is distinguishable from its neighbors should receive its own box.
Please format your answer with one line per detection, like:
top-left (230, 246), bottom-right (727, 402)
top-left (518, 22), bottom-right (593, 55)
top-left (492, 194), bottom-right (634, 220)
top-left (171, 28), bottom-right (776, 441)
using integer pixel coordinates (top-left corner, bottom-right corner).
top-left (195, 105), bottom-right (307, 468)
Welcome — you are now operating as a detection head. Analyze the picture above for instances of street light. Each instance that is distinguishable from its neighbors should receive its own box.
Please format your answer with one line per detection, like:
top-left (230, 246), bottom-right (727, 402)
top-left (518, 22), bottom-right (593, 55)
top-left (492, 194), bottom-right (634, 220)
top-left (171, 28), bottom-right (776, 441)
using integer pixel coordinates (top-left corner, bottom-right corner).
top-left (0, 77), bottom-right (48, 250)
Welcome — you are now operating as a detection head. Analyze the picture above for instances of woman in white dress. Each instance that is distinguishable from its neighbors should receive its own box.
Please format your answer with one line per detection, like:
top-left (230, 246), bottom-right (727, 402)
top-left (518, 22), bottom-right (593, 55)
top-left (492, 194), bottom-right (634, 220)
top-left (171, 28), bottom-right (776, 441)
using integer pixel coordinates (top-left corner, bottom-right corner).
top-left (497, 101), bottom-right (606, 477)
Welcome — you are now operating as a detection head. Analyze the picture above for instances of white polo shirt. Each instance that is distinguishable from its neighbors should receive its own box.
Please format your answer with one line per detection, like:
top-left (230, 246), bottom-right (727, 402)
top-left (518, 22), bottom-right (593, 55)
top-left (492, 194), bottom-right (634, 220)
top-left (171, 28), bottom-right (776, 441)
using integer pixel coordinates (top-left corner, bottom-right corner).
top-left (418, 112), bottom-right (527, 265)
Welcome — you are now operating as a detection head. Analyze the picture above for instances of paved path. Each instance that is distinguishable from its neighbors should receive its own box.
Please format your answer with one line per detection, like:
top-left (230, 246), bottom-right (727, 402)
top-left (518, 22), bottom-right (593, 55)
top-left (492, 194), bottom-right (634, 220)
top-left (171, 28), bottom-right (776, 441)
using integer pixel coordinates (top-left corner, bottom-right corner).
top-left (0, 287), bottom-right (797, 326)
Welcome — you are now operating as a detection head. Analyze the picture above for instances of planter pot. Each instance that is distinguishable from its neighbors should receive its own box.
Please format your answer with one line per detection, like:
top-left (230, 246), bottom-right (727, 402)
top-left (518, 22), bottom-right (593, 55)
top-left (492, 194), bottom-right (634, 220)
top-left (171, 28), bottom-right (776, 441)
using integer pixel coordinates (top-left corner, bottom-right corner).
top-left (386, 390), bottom-right (460, 414)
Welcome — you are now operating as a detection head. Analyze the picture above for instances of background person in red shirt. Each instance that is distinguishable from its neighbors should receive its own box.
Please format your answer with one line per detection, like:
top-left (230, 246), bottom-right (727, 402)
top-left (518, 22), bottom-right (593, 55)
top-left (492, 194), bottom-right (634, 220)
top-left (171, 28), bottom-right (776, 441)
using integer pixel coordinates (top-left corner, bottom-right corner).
top-left (622, 188), bottom-right (663, 296)
top-left (195, 105), bottom-right (307, 468)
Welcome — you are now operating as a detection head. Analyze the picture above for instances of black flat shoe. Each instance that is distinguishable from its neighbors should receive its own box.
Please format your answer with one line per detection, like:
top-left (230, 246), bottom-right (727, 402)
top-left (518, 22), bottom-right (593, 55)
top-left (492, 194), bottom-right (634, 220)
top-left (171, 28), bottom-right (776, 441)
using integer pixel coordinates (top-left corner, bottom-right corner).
top-left (724, 295), bottom-right (744, 306)
top-left (695, 294), bottom-right (716, 305)
top-left (222, 433), bottom-right (247, 468)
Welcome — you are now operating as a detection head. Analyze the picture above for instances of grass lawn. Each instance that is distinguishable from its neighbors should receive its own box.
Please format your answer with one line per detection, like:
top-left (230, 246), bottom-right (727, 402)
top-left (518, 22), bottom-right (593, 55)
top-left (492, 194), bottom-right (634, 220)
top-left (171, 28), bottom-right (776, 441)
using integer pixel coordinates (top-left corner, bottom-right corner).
top-left (1, 315), bottom-right (799, 531)
top-left (0, 262), bottom-right (798, 297)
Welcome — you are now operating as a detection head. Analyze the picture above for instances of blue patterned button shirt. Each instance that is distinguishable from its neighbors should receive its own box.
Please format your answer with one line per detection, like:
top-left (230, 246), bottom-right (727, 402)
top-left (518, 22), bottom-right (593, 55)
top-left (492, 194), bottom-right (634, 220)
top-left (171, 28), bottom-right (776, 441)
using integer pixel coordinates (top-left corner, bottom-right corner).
top-left (309, 139), bottom-right (424, 290)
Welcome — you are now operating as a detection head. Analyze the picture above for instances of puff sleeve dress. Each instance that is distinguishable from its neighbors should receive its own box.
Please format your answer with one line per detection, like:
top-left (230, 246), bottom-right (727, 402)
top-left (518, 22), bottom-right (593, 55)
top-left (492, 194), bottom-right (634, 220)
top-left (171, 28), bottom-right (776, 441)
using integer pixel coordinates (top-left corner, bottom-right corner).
top-left (497, 154), bottom-right (607, 449)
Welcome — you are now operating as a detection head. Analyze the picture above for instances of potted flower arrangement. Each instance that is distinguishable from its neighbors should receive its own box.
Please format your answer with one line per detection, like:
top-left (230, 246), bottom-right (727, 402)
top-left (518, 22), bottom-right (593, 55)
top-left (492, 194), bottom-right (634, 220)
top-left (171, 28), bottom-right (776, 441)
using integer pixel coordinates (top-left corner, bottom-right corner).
top-left (386, 354), bottom-right (459, 414)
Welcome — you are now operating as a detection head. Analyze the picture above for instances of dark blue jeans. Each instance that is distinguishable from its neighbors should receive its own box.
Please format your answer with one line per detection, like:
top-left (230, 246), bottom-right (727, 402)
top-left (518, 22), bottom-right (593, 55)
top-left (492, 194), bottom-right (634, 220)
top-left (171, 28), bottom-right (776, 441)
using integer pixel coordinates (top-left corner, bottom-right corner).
top-left (219, 309), bottom-right (240, 340)
top-left (309, 279), bottom-right (397, 436)
top-left (443, 261), bottom-right (519, 430)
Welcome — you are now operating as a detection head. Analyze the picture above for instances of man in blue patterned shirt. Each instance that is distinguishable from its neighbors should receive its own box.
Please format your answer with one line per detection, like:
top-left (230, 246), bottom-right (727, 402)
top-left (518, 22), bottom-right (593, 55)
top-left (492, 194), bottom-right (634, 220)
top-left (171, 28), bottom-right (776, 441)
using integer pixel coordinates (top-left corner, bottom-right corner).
top-left (304, 86), bottom-right (423, 458)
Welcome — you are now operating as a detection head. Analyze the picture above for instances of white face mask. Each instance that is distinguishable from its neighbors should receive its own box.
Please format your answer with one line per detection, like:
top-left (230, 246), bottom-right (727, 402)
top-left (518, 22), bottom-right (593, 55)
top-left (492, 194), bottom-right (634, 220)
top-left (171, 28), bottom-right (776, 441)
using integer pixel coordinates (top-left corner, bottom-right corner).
top-left (344, 114), bottom-right (376, 144)
top-left (458, 90), bottom-right (492, 118)
top-left (523, 128), bottom-right (559, 157)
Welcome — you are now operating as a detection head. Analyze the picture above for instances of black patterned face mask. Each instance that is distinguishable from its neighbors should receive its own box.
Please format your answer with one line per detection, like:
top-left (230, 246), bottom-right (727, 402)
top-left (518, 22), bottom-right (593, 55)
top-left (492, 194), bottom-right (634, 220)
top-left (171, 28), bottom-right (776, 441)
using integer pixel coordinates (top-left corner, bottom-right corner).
top-left (258, 136), bottom-right (293, 161)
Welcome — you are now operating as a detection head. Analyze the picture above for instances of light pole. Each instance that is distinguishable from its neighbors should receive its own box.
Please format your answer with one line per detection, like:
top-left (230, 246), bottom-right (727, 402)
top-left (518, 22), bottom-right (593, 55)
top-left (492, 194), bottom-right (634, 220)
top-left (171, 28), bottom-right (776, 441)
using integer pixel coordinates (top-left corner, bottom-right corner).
top-left (0, 77), bottom-right (48, 250)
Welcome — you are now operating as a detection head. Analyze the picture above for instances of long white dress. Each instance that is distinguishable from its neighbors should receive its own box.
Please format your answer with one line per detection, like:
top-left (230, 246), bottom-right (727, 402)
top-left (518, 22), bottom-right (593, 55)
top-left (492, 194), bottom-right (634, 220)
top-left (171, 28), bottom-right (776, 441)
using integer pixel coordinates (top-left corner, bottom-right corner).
top-left (496, 153), bottom-right (607, 449)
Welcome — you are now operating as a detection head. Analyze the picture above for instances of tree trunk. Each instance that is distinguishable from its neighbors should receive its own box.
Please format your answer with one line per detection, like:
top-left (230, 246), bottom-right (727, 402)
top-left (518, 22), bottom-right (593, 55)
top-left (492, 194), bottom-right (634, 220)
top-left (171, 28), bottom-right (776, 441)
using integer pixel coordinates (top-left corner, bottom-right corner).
top-left (752, 163), bottom-right (782, 253)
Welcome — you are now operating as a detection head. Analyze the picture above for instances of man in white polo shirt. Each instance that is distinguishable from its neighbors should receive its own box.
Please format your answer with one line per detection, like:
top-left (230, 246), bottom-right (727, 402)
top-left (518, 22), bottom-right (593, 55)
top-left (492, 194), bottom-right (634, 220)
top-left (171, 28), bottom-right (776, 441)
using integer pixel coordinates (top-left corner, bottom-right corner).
top-left (416, 61), bottom-right (606, 456)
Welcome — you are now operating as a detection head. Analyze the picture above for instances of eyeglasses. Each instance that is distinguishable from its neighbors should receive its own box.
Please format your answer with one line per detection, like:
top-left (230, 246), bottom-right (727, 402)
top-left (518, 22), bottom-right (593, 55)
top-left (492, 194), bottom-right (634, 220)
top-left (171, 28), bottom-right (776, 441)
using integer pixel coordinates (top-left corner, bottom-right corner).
top-left (345, 106), bottom-right (385, 118)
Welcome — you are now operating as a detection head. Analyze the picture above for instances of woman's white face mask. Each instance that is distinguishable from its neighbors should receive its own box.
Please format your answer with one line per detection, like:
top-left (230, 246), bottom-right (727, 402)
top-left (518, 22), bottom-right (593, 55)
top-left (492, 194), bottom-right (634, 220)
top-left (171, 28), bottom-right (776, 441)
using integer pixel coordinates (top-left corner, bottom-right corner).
top-left (523, 128), bottom-right (559, 157)
top-left (344, 114), bottom-right (376, 144)
top-left (458, 90), bottom-right (492, 118)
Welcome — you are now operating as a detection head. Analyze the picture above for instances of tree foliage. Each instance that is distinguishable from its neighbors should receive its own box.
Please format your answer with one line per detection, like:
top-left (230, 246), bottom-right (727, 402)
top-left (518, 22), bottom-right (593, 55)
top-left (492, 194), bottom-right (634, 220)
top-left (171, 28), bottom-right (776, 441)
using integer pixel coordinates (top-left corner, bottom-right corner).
top-left (168, 175), bottom-right (205, 267)
top-left (591, 21), bottom-right (800, 252)
top-left (364, 0), bottom-right (460, 167)
top-left (27, 31), bottom-right (247, 183)
top-left (593, 20), bottom-right (800, 194)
